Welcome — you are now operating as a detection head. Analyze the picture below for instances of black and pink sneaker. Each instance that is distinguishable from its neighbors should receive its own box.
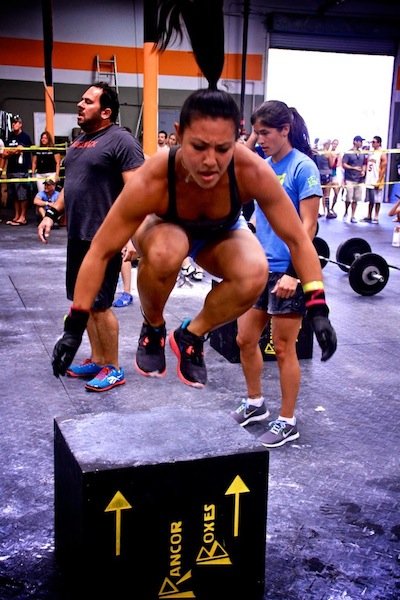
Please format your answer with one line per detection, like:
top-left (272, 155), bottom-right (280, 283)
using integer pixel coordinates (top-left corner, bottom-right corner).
top-left (134, 322), bottom-right (166, 377)
top-left (168, 319), bottom-right (207, 389)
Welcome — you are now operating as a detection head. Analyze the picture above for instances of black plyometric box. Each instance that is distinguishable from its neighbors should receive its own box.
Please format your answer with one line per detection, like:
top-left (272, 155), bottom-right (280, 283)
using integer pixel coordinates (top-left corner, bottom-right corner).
top-left (209, 281), bottom-right (314, 363)
top-left (54, 409), bottom-right (269, 600)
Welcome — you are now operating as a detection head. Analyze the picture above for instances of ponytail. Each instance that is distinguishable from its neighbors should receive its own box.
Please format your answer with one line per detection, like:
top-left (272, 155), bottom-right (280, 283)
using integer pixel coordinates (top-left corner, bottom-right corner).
top-left (155, 1), bottom-right (239, 138)
top-left (156, 0), bottom-right (225, 89)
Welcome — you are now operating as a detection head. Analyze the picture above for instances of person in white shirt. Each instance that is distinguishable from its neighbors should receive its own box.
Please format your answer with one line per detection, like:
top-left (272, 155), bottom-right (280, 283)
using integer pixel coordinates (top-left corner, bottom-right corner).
top-left (362, 136), bottom-right (388, 224)
top-left (157, 130), bottom-right (169, 152)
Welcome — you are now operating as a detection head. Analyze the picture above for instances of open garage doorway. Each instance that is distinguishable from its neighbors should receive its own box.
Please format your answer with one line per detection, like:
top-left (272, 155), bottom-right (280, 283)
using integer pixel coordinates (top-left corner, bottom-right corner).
top-left (266, 50), bottom-right (394, 151)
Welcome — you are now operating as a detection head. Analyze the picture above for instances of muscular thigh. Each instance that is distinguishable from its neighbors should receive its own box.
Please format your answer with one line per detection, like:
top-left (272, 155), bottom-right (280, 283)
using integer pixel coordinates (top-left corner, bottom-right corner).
top-left (133, 214), bottom-right (190, 260)
top-left (196, 228), bottom-right (267, 281)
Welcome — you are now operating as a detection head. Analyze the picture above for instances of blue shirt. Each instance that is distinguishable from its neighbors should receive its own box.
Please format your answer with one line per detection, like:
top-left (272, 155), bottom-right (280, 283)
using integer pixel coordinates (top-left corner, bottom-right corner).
top-left (255, 148), bottom-right (322, 272)
top-left (37, 190), bottom-right (59, 210)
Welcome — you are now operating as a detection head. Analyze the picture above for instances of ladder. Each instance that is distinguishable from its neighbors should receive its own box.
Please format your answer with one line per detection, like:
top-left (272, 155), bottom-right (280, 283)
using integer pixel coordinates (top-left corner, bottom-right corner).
top-left (95, 55), bottom-right (120, 124)
top-left (95, 55), bottom-right (119, 93)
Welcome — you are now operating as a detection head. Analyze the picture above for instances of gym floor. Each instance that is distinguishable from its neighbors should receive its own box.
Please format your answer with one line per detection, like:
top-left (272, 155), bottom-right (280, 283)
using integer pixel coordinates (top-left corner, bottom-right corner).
top-left (0, 199), bottom-right (399, 600)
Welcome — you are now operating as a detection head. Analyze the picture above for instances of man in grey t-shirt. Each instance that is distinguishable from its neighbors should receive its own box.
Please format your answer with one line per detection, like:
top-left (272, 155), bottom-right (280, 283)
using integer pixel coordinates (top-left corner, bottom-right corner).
top-left (342, 135), bottom-right (366, 222)
top-left (38, 82), bottom-right (144, 391)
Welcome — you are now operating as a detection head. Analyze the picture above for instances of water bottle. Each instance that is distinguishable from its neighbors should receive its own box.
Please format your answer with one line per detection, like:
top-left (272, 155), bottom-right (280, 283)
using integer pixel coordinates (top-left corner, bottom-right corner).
top-left (392, 226), bottom-right (400, 248)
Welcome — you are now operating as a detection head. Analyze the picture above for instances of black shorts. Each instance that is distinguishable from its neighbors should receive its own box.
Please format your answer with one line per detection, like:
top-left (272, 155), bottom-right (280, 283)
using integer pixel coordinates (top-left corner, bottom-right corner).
top-left (254, 272), bottom-right (306, 316)
top-left (66, 238), bottom-right (122, 310)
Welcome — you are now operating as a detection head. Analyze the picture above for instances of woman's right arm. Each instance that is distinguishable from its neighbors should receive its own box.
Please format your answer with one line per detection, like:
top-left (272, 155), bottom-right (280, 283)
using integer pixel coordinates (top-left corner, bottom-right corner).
top-left (73, 157), bottom-right (167, 312)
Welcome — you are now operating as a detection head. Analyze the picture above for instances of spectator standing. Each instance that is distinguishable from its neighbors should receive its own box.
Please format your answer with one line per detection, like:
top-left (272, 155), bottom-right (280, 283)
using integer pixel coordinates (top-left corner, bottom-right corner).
top-left (362, 136), bottom-right (388, 224)
top-left (315, 139), bottom-right (335, 218)
top-left (38, 82), bottom-right (144, 391)
top-left (312, 138), bottom-right (320, 152)
top-left (112, 241), bottom-right (138, 307)
top-left (31, 130), bottom-right (61, 193)
top-left (342, 135), bottom-right (366, 223)
top-left (157, 130), bottom-right (169, 152)
top-left (4, 115), bottom-right (32, 226)
top-left (168, 132), bottom-right (178, 147)
top-left (329, 138), bottom-right (344, 215)
top-left (113, 126), bottom-right (141, 308)
top-left (233, 100), bottom-right (321, 448)
top-left (50, 1), bottom-right (337, 390)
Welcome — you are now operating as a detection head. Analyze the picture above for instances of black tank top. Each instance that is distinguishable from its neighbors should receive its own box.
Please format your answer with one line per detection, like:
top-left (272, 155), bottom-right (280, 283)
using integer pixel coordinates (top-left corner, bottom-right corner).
top-left (157, 145), bottom-right (242, 239)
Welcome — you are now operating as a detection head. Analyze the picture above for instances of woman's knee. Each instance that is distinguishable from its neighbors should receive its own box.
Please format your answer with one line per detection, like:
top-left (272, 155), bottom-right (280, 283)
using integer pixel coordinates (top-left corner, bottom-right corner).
top-left (138, 224), bottom-right (189, 272)
top-left (273, 334), bottom-right (299, 362)
top-left (236, 330), bottom-right (260, 352)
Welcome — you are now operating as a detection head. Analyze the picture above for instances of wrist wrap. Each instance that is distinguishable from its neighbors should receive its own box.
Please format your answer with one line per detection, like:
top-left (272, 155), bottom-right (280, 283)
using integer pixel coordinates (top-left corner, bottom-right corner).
top-left (46, 206), bottom-right (61, 223)
top-left (305, 289), bottom-right (329, 318)
top-left (64, 307), bottom-right (90, 336)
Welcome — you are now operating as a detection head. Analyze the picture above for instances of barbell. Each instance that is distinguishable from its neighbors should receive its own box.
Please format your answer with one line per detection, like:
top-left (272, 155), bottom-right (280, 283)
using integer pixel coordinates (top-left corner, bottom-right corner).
top-left (313, 236), bottom-right (399, 296)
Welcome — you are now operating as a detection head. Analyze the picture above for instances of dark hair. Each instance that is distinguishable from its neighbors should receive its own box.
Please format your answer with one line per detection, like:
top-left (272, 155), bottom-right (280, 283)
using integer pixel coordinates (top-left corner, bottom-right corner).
top-left (373, 136), bottom-right (382, 145)
top-left (251, 100), bottom-right (313, 158)
top-left (40, 130), bottom-right (54, 146)
top-left (158, 130), bottom-right (168, 137)
top-left (156, 1), bottom-right (239, 137)
top-left (179, 88), bottom-right (240, 138)
top-left (156, 0), bottom-right (224, 90)
top-left (92, 81), bottom-right (120, 123)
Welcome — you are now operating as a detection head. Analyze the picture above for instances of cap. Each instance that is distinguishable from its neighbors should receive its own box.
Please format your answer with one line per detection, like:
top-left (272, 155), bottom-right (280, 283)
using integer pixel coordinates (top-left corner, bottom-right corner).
top-left (43, 178), bottom-right (55, 185)
top-left (12, 115), bottom-right (22, 123)
top-left (354, 135), bottom-right (364, 142)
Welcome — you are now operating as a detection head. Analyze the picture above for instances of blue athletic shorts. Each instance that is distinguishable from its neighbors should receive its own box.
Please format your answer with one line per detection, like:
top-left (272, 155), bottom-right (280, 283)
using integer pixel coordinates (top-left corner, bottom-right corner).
top-left (189, 215), bottom-right (249, 260)
top-left (254, 272), bottom-right (306, 316)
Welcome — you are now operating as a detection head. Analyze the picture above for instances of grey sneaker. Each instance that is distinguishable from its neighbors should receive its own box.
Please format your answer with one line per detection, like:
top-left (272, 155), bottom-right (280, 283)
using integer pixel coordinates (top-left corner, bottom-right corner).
top-left (231, 399), bottom-right (270, 427)
top-left (258, 419), bottom-right (299, 448)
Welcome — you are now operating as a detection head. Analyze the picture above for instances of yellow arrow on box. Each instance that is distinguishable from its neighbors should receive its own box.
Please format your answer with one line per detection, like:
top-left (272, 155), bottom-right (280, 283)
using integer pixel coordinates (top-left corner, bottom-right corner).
top-left (105, 491), bottom-right (132, 556)
top-left (225, 475), bottom-right (250, 537)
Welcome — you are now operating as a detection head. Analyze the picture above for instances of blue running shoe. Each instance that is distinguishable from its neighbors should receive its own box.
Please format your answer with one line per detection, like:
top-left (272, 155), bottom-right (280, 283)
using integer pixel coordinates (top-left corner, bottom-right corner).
top-left (113, 292), bottom-right (133, 307)
top-left (85, 365), bottom-right (126, 392)
top-left (66, 358), bottom-right (102, 378)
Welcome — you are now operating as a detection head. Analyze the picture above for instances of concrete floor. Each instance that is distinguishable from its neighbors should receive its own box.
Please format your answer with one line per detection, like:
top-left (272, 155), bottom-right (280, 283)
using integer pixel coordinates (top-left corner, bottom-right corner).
top-left (0, 198), bottom-right (399, 599)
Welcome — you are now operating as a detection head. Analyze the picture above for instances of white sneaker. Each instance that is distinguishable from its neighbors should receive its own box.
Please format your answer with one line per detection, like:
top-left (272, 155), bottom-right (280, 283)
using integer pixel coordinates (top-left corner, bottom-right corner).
top-left (191, 269), bottom-right (204, 281)
top-left (181, 264), bottom-right (196, 278)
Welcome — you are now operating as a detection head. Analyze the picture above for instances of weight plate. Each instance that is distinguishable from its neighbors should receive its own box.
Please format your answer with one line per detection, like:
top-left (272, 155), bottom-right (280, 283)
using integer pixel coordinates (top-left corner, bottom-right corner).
top-left (349, 253), bottom-right (389, 296)
top-left (313, 236), bottom-right (330, 269)
top-left (336, 238), bottom-right (372, 272)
